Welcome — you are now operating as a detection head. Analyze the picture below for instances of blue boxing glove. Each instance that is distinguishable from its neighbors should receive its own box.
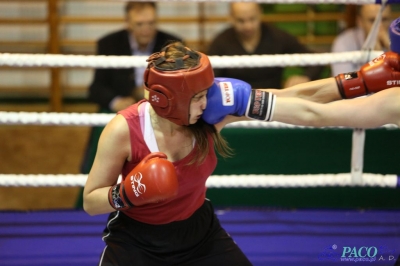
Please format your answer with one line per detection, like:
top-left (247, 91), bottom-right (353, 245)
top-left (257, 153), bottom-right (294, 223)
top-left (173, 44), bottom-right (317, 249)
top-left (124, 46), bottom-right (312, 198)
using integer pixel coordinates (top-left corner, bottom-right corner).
top-left (389, 17), bottom-right (400, 53)
top-left (203, 77), bottom-right (276, 124)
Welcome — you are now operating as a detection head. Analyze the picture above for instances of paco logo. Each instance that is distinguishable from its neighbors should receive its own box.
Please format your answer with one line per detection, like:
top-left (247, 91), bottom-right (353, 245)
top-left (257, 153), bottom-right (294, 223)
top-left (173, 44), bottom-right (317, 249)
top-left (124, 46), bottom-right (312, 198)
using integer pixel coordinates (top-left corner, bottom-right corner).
top-left (219, 82), bottom-right (234, 106)
top-left (341, 246), bottom-right (377, 258)
top-left (130, 173), bottom-right (146, 197)
top-left (318, 244), bottom-right (396, 263)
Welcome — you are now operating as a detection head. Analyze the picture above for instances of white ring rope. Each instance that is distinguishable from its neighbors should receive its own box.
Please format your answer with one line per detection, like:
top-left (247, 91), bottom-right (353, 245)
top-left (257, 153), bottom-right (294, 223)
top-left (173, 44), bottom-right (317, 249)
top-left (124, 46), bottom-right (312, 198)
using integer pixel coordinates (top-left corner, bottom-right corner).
top-left (0, 112), bottom-right (114, 127)
top-left (0, 173), bottom-right (397, 188)
top-left (0, 51), bottom-right (384, 68)
top-left (1, 3), bottom-right (397, 190)
top-left (105, 0), bottom-right (398, 4)
top-left (1, 111), bottom-right (398, 129)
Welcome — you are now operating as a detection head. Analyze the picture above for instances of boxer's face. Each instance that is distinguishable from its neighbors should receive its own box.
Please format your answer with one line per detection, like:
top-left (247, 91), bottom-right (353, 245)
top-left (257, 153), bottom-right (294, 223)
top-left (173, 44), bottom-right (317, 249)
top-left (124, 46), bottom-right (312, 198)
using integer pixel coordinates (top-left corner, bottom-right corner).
top-left (190, 90), bottom-right (208, 124)
top-left (358, 4), bottom-right (391, 36)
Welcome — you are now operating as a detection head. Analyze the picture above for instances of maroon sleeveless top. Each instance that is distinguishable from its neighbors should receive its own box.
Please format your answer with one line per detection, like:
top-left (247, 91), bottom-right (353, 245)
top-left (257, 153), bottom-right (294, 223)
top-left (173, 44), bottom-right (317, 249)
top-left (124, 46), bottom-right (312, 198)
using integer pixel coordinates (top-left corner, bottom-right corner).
top-left (118, 100), bottom-right (217, 224)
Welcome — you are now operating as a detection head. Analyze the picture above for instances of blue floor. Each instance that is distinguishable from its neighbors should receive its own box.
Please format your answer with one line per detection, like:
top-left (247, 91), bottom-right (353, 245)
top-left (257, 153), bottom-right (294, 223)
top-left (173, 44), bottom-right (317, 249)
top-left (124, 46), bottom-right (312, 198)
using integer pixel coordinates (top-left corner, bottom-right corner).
top-left (1, 208), bottom-right (400, 266)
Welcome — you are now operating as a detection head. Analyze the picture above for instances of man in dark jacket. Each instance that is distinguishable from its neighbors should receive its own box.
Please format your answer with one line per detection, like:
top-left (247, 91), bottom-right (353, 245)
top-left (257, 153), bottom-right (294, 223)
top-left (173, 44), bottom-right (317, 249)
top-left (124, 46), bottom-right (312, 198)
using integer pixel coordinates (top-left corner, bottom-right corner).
top-left (81, 2), bottom-right (181, 176)
top-left (208, 2), bottom-right (323, 89)
top-left (88, 1), bottom-right (181, 112)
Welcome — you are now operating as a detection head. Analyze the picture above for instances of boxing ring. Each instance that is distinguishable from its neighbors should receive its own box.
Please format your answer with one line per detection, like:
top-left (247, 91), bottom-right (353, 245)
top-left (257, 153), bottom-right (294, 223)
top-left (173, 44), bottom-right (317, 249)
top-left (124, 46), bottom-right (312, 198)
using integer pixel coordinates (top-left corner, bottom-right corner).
top-left (1, 0), bottom-right (400, 265)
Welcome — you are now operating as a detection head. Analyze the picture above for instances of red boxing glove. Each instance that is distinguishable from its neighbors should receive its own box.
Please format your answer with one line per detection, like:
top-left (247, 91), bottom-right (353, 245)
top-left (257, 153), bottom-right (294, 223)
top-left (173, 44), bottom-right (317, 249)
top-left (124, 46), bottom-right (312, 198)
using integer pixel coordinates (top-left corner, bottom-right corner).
top-left (108, 152), bottom-right (178, 210)
top-left (335, 51), bottom-right (400, 99)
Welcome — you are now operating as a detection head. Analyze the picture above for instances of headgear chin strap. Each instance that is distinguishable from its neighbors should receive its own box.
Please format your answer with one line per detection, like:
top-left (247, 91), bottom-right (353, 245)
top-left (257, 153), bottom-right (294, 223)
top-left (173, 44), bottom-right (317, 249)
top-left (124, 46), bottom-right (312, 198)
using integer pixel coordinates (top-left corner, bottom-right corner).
top-left (143, 45), bottom-right (214, 126)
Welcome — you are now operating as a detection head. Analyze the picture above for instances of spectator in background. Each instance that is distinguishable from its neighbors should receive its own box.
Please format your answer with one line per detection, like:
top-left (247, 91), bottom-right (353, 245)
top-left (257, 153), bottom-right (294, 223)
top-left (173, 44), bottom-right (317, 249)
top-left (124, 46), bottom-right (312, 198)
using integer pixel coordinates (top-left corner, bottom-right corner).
top-left (207, 2), bottom-right (324, 89)
top-left (331, 4), bottom-right (391, 76)
top-left (88, 1), bottom-right (182, 113)
top-left (80, 2), bottom-right (181, 175)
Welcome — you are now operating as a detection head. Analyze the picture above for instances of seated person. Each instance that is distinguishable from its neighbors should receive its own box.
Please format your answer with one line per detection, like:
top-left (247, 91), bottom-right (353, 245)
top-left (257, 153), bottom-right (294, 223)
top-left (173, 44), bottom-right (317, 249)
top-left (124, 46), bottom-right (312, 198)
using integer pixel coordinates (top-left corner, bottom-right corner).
top-left (207, 2), bottom-right (324, 89)
top-left (80, 2), bottom-right (182, 175)
top-left (331, 4), bottom-right (391, 75)
top-left (88, 1), bottom-right (182, 113)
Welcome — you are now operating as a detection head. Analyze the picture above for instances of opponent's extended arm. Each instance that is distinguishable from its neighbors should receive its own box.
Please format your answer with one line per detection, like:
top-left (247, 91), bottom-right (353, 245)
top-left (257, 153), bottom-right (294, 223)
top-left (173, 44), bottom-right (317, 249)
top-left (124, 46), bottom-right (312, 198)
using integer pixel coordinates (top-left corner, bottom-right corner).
top-left (272, 87), bottom-right (400, 128)
top-left (266, 52), bottom-right (400, 103)
top-left (266, 78), bottom-right (340, 103)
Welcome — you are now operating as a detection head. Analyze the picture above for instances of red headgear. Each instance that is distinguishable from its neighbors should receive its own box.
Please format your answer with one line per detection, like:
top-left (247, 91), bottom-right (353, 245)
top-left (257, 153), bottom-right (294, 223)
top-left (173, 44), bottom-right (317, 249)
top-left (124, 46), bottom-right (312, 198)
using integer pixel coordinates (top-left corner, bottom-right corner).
top-left (143, 45), bottom-right (214, 126)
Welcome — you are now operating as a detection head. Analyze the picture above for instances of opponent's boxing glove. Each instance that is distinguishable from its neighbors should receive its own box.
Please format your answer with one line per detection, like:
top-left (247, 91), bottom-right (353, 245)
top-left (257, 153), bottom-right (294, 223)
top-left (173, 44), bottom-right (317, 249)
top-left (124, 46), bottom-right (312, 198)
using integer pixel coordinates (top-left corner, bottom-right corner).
top-left (335, 51), bottom-right (400, 99)
top-left (108, 152), bottom-right (178, 210)
top-left (202, 77), bottom-right (276, 125)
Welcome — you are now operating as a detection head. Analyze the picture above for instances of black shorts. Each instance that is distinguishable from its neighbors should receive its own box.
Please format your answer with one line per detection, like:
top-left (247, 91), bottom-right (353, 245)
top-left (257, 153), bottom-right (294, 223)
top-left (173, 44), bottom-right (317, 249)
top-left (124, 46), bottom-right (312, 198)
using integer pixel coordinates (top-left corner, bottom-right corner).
top-left (99, 199), bottom-right (252, 266)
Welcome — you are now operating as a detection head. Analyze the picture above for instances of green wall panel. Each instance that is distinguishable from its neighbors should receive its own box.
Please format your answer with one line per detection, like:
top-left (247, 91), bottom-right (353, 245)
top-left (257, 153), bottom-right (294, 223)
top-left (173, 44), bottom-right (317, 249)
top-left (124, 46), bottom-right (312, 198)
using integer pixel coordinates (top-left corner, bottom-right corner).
top-left (208, 127), bottom-right (400, 209)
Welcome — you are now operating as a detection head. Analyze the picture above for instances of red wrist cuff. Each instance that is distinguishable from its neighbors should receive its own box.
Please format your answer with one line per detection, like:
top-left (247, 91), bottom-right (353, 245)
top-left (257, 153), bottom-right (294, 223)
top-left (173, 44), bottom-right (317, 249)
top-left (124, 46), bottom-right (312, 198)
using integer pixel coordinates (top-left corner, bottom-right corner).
top-left (335, 72), bottom-right (367, 99)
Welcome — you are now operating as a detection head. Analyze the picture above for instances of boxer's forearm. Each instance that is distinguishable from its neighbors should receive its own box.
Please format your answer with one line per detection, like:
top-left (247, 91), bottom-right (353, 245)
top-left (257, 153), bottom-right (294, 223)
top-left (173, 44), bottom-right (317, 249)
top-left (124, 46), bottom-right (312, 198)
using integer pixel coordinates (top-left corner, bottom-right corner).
top-left (263, 77), bottom-right (341, 103)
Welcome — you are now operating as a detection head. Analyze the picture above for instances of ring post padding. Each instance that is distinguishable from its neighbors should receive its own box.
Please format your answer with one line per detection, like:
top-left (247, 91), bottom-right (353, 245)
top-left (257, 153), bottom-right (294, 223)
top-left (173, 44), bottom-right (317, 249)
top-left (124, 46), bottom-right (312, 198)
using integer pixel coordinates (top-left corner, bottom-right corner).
top-left (351, 129), bottom-right (366, 185)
